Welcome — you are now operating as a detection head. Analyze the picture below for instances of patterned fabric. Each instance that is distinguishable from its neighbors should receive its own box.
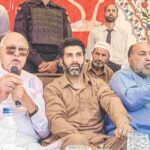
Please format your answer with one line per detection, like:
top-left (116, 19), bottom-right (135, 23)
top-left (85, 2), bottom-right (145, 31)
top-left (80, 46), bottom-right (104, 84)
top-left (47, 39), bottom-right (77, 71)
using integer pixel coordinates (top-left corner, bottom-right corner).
top-left (116, 0), bottom-right (150, 43)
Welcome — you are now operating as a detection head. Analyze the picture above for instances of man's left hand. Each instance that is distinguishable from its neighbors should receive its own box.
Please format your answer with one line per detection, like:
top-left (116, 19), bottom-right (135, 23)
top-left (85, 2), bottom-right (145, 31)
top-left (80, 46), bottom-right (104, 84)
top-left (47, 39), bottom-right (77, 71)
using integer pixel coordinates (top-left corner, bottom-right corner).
top-left (115, 123), bottom-right (133, 139)
top-left (12, 84), bottom-right (37, 113)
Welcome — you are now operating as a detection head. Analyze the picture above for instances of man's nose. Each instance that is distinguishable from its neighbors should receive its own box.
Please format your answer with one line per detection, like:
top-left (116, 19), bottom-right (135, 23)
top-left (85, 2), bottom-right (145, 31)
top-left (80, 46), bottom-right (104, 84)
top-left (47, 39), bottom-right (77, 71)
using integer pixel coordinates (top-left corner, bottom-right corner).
top-left (98, 55), bottom-right (102, 60)
top-left (14, 48), bottom-right (20, 56)
top-left (146, 54), bottom-right (150, 61)
top-left (73, 55), bottom-right (78, 62)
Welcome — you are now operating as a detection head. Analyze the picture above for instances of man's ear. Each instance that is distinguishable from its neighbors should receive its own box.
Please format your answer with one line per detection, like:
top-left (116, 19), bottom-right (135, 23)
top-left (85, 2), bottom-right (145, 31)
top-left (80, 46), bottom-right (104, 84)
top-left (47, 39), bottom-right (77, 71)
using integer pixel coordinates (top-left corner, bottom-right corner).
top-left (60, 58), bottom-right (63, 67)
top-left (92, 51), bottom-right (94, 56)
top-left (128, 56), bottom-right (132, 64)
top-left (91, 51), bottom-right (94, 59)
top-left (0, 49), bottom-right (2, 61)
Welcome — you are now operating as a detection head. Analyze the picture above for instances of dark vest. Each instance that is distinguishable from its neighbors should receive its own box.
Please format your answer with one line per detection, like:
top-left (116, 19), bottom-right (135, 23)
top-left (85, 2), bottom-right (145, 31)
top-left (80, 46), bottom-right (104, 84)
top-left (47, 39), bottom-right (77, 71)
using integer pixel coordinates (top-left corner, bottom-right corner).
top-left (29, 6), bottom-right (64, 45)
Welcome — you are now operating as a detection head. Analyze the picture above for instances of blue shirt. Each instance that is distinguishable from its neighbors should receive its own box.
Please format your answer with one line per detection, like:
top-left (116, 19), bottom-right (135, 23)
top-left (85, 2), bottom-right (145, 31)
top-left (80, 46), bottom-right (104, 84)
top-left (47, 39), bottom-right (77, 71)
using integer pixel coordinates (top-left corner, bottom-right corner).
top-left (105, 68), bottom-right (150, 138)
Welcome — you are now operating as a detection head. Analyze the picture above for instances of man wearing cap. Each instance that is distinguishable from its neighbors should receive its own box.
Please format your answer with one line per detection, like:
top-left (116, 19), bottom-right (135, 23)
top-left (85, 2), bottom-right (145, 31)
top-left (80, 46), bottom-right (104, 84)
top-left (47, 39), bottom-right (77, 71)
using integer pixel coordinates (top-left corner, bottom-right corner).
top-left (84, 41), bottom-right (114, 83)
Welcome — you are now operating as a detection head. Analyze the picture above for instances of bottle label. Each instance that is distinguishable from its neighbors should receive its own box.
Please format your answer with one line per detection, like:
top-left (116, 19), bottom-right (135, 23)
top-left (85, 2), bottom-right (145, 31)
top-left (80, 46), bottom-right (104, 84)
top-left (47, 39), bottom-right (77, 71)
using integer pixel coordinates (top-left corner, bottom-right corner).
top-left (0, 125), bottom-right (17, 144)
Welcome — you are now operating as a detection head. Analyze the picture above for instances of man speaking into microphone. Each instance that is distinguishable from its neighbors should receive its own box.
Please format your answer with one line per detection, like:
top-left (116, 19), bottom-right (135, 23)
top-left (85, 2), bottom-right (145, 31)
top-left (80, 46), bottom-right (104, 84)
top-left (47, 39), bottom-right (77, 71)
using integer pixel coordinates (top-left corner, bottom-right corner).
top-left (0, 32), bottom-right (49, 145)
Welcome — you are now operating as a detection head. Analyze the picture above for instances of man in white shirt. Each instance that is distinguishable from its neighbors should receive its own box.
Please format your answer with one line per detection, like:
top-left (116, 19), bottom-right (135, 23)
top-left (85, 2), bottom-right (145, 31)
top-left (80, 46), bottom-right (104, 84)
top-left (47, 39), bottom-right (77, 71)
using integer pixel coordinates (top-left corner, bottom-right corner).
top-left (0, 32), bottom-right (49, 145)
top-left (87, 4), bottom-right (129, 72)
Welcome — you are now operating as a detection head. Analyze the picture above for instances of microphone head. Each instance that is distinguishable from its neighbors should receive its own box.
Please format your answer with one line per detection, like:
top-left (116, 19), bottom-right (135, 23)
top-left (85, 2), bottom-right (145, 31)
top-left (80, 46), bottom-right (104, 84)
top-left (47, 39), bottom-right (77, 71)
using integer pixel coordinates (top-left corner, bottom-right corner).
top-left (10, 66), bottom-right (21, 75)
top-left (10, 66), bottom-right (22, 107)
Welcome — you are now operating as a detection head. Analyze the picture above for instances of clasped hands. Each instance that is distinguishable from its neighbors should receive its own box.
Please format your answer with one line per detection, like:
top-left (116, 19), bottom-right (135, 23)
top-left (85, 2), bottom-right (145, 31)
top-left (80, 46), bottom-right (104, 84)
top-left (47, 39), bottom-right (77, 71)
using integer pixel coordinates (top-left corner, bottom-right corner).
top-left (38, 60), bottom-right (59, 73)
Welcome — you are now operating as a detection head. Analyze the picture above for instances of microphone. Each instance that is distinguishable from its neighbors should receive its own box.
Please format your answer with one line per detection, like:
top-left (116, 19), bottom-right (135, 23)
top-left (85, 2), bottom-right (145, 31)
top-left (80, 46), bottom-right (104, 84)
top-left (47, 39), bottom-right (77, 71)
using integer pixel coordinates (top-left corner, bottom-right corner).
top-left (10, 66), bottom-right (22, 107)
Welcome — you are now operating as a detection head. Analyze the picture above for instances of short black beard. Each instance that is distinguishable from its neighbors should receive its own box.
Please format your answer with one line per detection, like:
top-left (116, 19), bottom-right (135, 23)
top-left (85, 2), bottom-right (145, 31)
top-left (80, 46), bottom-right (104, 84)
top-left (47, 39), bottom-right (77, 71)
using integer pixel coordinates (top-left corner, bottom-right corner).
top-left (105, 16), bottom-right (115, 23)
top-left (63, 62), bottom-right (84, 76)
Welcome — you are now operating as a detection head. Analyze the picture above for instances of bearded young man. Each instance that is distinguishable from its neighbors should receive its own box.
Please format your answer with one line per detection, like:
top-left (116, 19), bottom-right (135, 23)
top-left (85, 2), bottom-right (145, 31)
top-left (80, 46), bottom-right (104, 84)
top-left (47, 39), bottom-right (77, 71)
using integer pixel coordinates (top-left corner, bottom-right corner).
top-left (87, 4), bottom-right (129, 72)
top-left (105, 42), bottom-right (150, 139)
top-left (84, 41), bottom-right (113, 83)
top-left (43, 38), bottom-right (133, 150)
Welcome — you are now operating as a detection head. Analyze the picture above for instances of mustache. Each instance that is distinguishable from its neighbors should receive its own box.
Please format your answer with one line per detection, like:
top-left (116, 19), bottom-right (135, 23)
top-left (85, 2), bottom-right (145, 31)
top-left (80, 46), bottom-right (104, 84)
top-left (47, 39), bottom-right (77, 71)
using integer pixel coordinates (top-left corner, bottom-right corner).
top-left (70, 63), bottom-right (80, 67)
top-left (94, 60), bottom-right (104, 64)
top-left (108, 15), bottom-right (114, 18)
top-left (12, 59), bottom-right (21, 63)
top-left (63, 62), bottom-right (81, 72)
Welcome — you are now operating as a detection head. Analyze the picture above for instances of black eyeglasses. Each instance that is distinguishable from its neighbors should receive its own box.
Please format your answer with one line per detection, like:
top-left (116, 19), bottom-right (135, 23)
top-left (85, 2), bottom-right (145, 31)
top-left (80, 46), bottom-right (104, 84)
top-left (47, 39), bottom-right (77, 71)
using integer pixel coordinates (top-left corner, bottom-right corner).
top-left (5, 46), bottom-right (29, 57)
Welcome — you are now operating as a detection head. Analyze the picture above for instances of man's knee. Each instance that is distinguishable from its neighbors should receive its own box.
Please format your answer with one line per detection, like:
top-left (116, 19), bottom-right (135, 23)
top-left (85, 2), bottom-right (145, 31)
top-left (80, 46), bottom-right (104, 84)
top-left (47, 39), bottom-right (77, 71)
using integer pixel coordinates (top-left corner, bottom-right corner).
top-left (62, 133), bottom-right (89, 148)
top-left (68, 134), bottom-right (88, 144)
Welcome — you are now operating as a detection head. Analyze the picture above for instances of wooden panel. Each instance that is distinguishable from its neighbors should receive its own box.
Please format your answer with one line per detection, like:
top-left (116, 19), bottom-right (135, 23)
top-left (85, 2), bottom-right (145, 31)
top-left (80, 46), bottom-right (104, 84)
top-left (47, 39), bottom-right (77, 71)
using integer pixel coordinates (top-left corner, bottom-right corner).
top-left (34, 73), bottom-right (63, 87)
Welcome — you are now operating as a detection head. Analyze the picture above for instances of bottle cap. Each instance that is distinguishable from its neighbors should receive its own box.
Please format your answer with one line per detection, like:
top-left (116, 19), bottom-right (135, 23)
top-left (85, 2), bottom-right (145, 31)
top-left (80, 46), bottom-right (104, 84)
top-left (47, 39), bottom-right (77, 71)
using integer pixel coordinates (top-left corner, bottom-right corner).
top-left (3, 107), bottom-right (14, 114)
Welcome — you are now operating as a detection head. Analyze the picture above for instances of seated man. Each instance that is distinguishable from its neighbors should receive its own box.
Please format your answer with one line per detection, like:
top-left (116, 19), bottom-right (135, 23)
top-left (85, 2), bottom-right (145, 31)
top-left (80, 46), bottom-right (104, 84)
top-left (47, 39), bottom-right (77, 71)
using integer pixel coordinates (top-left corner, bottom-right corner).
top-left (105, 42), bottom-right (150, 139)
top-left (84, 41), bottom-right (114, 83)
top-left (0, 32), bottom-right (49, 145)
top-left (43, 38), bottom-right (132, 150)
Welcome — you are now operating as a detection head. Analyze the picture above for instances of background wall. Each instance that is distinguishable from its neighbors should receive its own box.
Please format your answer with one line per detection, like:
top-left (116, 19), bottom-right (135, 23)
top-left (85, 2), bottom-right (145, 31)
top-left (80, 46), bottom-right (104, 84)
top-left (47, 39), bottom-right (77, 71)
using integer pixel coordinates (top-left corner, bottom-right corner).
top-left (0, 0), bottom-right (149, 46)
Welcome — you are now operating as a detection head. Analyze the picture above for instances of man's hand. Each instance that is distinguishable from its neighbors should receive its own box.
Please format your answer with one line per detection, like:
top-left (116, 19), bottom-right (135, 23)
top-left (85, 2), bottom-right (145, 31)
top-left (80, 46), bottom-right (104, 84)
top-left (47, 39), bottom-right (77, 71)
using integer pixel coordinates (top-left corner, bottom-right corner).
top-left (12, 83), bottom-right (37, 114)
top-left (0, 73), bottom-right (37, 114)
top-left (38, 60), bottom-right (58, 73)
top-left (115, 123), bottom-right (133, 139)
top-left (11, 84), bottom-right (24, 103)
top-left (0, 73), bottom-right (21, 101)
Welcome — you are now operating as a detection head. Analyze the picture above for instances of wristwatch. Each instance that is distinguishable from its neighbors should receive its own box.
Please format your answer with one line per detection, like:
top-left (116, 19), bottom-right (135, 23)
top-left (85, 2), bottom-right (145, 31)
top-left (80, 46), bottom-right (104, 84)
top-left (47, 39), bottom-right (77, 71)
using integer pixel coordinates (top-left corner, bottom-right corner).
top-left (29, 105), bottom-right (38, 117)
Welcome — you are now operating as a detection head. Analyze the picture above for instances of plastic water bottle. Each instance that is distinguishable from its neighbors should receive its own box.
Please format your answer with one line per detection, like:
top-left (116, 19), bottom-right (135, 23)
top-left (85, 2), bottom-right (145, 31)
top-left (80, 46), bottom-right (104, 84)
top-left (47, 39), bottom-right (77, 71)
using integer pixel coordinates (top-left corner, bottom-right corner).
top-left (127, 132), bottom-right (150, 150)
top-left (0, 107), bottom-right (18, 149)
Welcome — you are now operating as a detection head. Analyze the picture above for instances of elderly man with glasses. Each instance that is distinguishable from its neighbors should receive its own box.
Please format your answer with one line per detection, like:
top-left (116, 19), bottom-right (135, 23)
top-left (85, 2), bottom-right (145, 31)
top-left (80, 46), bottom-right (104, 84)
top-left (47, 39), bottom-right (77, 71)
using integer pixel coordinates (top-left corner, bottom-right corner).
top-left (0, 32), bottom-right (49, 147)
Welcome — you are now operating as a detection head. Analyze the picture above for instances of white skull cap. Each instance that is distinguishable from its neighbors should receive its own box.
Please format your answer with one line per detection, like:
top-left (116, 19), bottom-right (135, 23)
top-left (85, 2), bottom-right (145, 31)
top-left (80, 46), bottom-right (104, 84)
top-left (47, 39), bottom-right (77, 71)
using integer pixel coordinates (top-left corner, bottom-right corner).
top-left (93, 41), bottom-right (110, 53)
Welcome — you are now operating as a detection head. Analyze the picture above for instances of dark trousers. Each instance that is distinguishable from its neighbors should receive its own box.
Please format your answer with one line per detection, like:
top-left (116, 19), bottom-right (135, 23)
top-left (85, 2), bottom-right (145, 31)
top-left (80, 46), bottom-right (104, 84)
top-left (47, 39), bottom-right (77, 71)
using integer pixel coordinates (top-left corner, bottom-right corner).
top-left (107, 61), bottom-right (121, 72)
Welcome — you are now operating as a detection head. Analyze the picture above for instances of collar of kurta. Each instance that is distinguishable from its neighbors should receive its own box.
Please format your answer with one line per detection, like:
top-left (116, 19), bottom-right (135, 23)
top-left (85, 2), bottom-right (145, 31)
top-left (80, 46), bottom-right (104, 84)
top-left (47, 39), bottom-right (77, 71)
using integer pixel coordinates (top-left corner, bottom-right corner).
top-left (60, 73), bottom-right (92, 89)
top-left (32, 0), bottom-right (62, 8)
top-left (102, 24), bottom-right (117, 31)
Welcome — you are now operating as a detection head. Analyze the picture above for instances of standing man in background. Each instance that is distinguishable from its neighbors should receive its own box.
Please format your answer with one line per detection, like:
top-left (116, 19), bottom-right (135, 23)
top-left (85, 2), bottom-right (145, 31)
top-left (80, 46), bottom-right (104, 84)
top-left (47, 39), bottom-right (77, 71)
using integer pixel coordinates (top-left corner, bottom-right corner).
top-left (14, 0), bottom-right (72, 73)
top-left (87, 4), bottom-right (129, 72)
top-left (0, 4), bottom-right (10, 40)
